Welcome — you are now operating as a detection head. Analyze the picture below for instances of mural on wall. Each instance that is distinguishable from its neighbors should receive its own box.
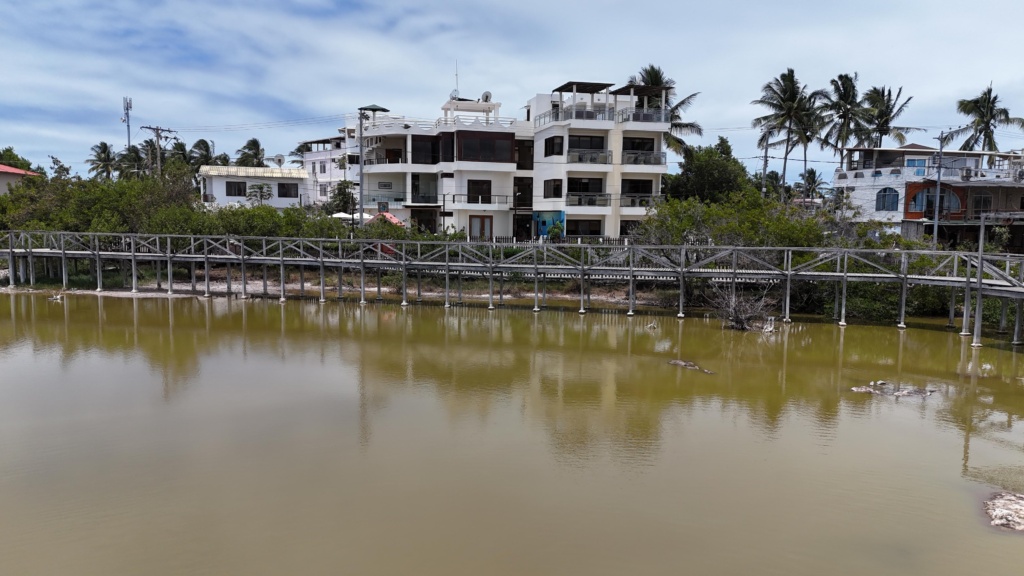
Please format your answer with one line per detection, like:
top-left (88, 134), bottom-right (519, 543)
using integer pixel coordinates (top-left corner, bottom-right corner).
top-left (532, 211), bottom-right (565, 236)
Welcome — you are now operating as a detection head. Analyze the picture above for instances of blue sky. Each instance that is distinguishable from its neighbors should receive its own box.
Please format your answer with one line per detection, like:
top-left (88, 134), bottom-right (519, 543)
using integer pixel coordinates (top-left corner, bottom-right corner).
top-left (5, 0), bottom-right (1024, 179)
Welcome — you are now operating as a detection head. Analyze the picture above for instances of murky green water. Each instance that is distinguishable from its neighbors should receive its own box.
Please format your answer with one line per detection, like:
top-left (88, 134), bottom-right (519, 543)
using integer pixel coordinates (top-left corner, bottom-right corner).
top-left (2, 293), bottom-right (1024, 575)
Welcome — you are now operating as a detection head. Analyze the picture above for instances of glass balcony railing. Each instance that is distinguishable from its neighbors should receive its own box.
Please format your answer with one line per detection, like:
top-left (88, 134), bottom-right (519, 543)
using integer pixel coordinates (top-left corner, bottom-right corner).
top-left (566, 193), bottom-right (611, 207)
top-left (451, 194), bottom-right (512, 205)
top-left (621, 151), bottom-right (666, 165)
top-left (566, 149), bottom-right (612, 164)
top-left (616, 108), bottom-right (671, 123)
top-left (620, 195), bottom-right (656, 207)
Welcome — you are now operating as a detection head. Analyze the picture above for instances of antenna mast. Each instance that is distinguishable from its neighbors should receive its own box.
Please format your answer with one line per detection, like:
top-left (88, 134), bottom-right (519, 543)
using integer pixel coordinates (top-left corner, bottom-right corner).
top-left (122, 97), bottom-right (133, 148)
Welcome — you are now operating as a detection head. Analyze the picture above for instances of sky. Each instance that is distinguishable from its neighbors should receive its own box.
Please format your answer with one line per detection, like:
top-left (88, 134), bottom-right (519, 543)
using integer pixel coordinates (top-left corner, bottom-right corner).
top-left (5, 0), bottom-right (1024, 181)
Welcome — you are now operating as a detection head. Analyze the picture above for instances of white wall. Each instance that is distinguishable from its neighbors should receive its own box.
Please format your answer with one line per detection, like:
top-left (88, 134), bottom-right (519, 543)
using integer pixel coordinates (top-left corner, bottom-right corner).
top-left (205, 176), bottom-right (312, 209)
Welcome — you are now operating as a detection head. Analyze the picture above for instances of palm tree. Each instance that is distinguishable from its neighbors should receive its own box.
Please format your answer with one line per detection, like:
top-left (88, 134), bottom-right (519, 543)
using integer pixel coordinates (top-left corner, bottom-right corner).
top-left (799, 168), bottom-right (826, 199)
top-left (794, 94), bottom-right (827, 177)
top-left (86, 141), bottom-right (117, 180)
top-left (289, 142), bottom-right (311, 166)
top-left (751, 68), bottom-right (824, 194)
top-left (942, 84), bottom-right (1024, 158)
top-left (188, 139), bottom-right (215, 171)
top-left (861, 86), bottom-right (921, 148)
top-left (139, 138), bottom-right (163, 175)
top-left (819, 73), bottom-right (872, 166)
top-left (236, 137), bottom-right (266, 167)
top-left (627, 64), bottom-right (702, 154)
top-left (116, 145), bottom-right (143, 180)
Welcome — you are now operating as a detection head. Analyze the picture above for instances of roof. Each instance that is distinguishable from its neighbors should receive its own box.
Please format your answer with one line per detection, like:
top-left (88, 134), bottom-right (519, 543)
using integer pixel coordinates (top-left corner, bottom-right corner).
top-left (846, 144), bottom-right (1023, 158)
top-left (551, 81), bottom-right (615, 94)
top-left (371, 212), bottom-right (405, 227)
top-left (898, 143), bottom-right (936, 151)
top-left (198, 165), bottom-right (308, 179)
top-left (300, 136), bottom-right (345, 145)
top-left (0, 164), bottom-right (39, 176)
top-left (610, 84), bottom-right (671, 97)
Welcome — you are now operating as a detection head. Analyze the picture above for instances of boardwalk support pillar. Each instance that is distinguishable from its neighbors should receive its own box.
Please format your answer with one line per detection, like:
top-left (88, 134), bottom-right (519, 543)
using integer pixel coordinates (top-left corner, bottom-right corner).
top-left (839, 252), bottom-right (849, 327)
top-left (897, 253), bottom-right (908, 329)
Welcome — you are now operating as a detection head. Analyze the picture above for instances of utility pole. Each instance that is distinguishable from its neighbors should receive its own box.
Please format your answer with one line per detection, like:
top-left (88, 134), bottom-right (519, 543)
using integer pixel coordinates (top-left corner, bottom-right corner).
top-left (121, 97), bottom-right (132, 148)
top-left (140, 125), bottom-right (176, 178)
top-left (933, 131), bottom-right (946, 249)
top-left (356, 104), bottom-right (389, 226)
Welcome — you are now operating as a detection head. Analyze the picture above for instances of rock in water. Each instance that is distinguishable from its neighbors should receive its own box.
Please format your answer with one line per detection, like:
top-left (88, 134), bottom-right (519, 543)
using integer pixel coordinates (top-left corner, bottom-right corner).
top-left (985, 492), bottom-right (1024, 531)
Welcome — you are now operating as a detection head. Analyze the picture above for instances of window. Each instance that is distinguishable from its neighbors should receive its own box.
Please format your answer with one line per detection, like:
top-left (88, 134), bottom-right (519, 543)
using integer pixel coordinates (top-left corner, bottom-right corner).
top-left (467, 180), bottom-right (491, 203)
top-left (515, 140), bottom-right (534, 170)
top-left (469, 215), bottom-right (493, 241)
top-left (412, 136), bottom-right (439, 164)
top-left (568, 135), bottom-right (605, 150)
top-left (457, 131), bottom-right (514, 162)
top-left (319, 161), bottom-right (326, 174)
top-left (568, 178), bottom-right (603, 194)
top-left (278, 183), bottom-right (299, 198)
top-left (875, 187), bottom-right (899, 211)
top-left (973, 192), bottom-right (992, 214)
top-left (906, 158), bottom-right (926, 176)
top-left (622, 179), bottom-right (653, 196)
top-left (544, 136), bottom-right (564, 157)
top-left (319, 183), bottom-right (328, 197)
top-left (566, 219), bottom-right (602, 236)
top-left (347, 154), bottom-right (360, 166)
top-left (909, 186), bottom-right (960, 213)
top-left (226, 181), bottom-right (246, 197)
top-left (622, 137), bottom-right (655, 152)
top-left (543, 179), bottom-right (562, 199)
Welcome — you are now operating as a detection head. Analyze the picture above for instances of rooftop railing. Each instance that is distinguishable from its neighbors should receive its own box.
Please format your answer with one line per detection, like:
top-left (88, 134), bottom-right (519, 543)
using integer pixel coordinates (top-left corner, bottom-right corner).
top-left (617, 108), bottom-right (671, 123)
top-left (533, 107), bottom-right (616, 127)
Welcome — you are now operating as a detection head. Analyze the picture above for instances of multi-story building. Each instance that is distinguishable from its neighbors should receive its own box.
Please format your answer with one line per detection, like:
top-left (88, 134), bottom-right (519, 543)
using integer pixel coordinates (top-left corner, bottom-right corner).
top-left (199, 166), bottom-right (312, 209)
top-left (298, 130), bottom-right (361, 205)
top-left (354, 81), bottom-right (671, 239)
top-left (833, 144), bottom-right (1024, 250)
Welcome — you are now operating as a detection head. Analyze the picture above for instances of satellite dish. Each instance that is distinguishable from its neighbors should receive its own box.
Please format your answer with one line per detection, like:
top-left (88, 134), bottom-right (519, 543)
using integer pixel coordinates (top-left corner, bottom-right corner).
top-left (481, 91), bottom-right (492, 103)
top-left (272, 154), bottom-right (285, 167)
top-left (449, 89), bottom-right (460, 100)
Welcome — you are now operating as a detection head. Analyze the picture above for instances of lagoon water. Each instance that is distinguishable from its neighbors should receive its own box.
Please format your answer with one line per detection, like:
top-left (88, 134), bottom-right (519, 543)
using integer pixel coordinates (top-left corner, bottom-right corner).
top-left (2, 292), bottom-right (1024, 575)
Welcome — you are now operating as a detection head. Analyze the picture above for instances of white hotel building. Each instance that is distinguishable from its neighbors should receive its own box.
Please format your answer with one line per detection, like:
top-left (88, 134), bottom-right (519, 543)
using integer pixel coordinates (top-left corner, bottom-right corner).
top-left (349, 81), bottom-right (671, 240)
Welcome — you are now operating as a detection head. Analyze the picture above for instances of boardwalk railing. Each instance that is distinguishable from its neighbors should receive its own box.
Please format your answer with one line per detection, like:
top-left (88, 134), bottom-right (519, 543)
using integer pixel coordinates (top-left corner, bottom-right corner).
top-left (4, 231), bottom-right (1024, 343)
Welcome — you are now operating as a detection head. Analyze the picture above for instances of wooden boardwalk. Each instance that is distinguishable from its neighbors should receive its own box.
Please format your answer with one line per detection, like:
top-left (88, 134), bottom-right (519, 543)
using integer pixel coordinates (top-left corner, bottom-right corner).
top-left (4, 230), bottom-right (1024, 345)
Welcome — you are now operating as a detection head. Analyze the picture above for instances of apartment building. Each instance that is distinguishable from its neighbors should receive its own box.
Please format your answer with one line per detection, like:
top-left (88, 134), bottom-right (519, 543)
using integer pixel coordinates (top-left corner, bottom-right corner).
top-left (833, 144), bottom-right (1024, 250)
top-left (352, 81), bottom-right (671, 239)
top-left (199, 165), bottom-right (312, 209)
top-left (299, 130), bottom-right (361, 204)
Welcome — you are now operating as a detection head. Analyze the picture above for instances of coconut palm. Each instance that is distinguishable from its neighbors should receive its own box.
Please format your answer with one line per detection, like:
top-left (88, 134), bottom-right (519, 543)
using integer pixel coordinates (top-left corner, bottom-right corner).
top-left (799, 168), bottom-right (827, 199)
top-left (942, 84), bottom-right (1024, 156)
top-left (861, 86), bottom-right (921, 148)
top-left (116, 145), bottom-right (143, 180)
top-left (188, 139), bottom-right (215, 170)
top-left (139, 138), bottom-right (163, 175)
top-left (627, 64), bottom-right (702, 154)
top-left (793, 94), bottom-right (827, 177)
top-left (236, 137), bottom-right (266, 167)
top-left (166, 140), bottom-right (189, 166)
top-left (86, 141), bottom-right (117, 180)
top-left (819, 73), bottom-right (872, 165)
top-left (289, 142), bottom-right (311, 166)
top-left (751, 68), bottom-right (824, 193)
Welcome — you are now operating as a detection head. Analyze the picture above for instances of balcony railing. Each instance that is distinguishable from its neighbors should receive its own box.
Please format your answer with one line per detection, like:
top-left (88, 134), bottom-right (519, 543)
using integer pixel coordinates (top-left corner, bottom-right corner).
top-left (566, 193), bottom-right (611, 207)
top-left (620, 195), bottom-right (656, 207)
top-left (451, 194), bottom-right (512, 205)
top-left (513, 194), bottom-right (533, 209)
top-left (617, 108), bottom-right (671, 123)
top-left (409, 194), bottom-right (439, 204)
top-left (533, 107), bottom-right (616, 127)
top-left (365, 192), bottom-right (406, 206)
top-left (363, 155), bottom-right (406, 165)
top-left (566, 149), bottom-right (612, 164)
top-left (621, 151), bottom-right (667, 165)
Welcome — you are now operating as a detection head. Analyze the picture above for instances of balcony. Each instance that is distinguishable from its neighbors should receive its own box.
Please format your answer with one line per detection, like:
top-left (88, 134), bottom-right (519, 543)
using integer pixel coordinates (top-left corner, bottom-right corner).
top-left (620, 195), bottom-right (656, 208)
top-left (622, 151), bottom-right (666, 165)
top-left (513, 194), bottom-right (533, 209)
top-left (365, 191), bottom-right (405, 208)
top-left (533, 107), bottom-right (615, 127)
top-left (451, 194), bottom-right (512, 206)
top-left (566, 193), bottom-right (611, 207)
top-left (617, 108), bottom-right (671, 123)
top-left (408, 194), bottom-right (439, 204)
top-left (567, 149), bottom-right (612, 164)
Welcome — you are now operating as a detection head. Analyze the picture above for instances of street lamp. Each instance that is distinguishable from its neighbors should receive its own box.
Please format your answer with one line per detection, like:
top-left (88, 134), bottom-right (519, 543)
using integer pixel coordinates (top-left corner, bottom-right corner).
top-left (357, 104), bottom-right (390, 226)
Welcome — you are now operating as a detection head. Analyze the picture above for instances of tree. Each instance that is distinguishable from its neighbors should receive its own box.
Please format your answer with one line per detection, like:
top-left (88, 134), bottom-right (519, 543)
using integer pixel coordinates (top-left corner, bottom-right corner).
top-left (861, 86), bottom-right (921, 148)
top-left (664, 137), bottom-right (751, 203)
top-left (751, 69), bottom-right (824, 194)
top-left (819, 73), bottom-right (872, 166)
top-left (236, 138), bottom-right (266, 167)
top-left (321, 180), bottom-right (356, 215)
top-left (116, 145), bottom-right (144, 180)
top-left (289, 142), bottom-right (311, 166)
top-left (799, 168), bottom-right (826, 199)
top-left (86, 142), bottom-right (117, 180)
top-left (0, 147), bottom-right (40, 173)
top-left (167, 140), bottom-right (189, 166)
top-left (942, 84), bottom-right (1024, 158)
top-left (793, 96), bottom-right (826, 177)
top-left (139, 138), bottom-right (163, 176)
top-left (247, 183), bottom-right (272, 206)
top-left (627, 64), bottom-right (703, 154)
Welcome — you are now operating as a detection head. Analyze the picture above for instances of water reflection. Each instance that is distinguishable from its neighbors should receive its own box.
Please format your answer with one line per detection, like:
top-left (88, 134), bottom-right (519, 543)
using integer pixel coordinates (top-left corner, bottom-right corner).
top-left (3, 292), bottom-right (1024, 477)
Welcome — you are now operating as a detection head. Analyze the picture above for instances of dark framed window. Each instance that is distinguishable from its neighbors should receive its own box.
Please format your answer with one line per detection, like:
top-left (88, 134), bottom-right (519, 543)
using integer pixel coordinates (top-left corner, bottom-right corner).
top-left (319, 161), bottom-right (326, 174)
top-left (515, 140), bottom-right (534, 170)
top-left (566, 219), bottom-right (602, 236)
top-left (568, 178), bottom-right (603, 194)
top-left (457, 131), bottom-right (514, 162)
top-left (226, 181), bottom-right (246, 197)
top-left (467, 180), bottom-right (491, 203)
top-left (347, 154), bottom-right (360, 166)
top-left (622, 179), bottom-right (653, 195)
top-left (411, 135), bottom-right (439, 164)
top-left (278, 183), bottom-right (299, 198)
top-left (875, 187), bottom-right (899, 211)
top-left (543, 179), bottom-right (562, 199)
top-left (544, 136), bottom-right (563, 157)
top-left (568, 135), bottom-right (605, 150)
top-left (623, 137), bottom-right (655, 152)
